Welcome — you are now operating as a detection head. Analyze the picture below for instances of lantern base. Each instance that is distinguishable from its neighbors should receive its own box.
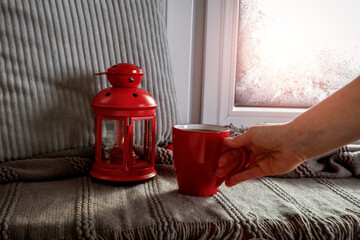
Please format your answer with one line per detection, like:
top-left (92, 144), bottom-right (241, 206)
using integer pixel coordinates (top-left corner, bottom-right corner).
top-left (89, 163), bottom-right (157, 182)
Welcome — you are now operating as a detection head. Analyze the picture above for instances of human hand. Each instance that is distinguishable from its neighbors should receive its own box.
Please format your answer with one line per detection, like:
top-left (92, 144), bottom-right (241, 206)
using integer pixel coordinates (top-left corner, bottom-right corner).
top-left (216, 124), bottom-right (307, 187)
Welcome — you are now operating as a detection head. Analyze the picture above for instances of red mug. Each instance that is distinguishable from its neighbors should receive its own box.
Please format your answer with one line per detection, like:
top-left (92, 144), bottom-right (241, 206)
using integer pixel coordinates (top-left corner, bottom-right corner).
top-left (172, 124), bottom-right (250, 197)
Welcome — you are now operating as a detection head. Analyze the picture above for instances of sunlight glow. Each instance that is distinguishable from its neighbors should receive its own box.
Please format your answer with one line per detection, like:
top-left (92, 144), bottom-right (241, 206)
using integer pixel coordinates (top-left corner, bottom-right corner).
top-left (235, 0), bottom-right (360, 108)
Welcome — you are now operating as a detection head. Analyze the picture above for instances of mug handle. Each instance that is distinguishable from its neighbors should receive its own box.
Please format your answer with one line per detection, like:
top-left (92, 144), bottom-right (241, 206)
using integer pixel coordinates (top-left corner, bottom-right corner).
top-left (216, 147), bottom-right (254, 187)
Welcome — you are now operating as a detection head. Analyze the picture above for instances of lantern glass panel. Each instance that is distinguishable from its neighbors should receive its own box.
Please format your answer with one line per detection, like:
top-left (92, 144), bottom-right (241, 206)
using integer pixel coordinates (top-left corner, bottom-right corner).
top-left (133, 118), bottom-right (154, 166)
top-left (101, 118), bottom-right (126, 162)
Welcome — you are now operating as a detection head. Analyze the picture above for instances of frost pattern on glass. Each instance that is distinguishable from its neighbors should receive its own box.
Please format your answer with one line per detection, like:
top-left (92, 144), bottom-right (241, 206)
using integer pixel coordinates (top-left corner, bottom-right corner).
top-left (235, 0), bottom-right (360, 108)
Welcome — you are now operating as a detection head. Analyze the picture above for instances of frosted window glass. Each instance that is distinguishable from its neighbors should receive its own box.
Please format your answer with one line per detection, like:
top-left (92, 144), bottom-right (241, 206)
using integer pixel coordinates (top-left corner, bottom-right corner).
top-left (235, 0), bottom-right (360, 108)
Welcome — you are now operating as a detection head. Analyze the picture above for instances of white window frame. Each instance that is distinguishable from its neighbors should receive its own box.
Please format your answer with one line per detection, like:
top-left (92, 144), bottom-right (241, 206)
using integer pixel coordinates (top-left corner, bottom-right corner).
top-left (201, 0), bottom-right (307, 127)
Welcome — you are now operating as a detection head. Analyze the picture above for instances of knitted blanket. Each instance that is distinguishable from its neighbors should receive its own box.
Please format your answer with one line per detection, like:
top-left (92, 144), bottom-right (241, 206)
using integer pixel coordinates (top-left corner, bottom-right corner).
top-left (1, 146), bottom-right (360, 239)
top-left (1, 163), bottom-right (360, 239)
top-left (1, 140), bottom-right (360, 184)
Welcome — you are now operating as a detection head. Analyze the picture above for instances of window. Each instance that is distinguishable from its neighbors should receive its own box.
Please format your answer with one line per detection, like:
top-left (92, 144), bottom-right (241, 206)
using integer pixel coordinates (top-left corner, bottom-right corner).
top-left (202, 0), bottom-right (360, 127)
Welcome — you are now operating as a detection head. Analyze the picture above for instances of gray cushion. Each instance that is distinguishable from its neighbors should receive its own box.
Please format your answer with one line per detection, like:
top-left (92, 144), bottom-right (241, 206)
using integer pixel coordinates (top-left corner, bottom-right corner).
top-left (0, 0), bottom-right (179, 161)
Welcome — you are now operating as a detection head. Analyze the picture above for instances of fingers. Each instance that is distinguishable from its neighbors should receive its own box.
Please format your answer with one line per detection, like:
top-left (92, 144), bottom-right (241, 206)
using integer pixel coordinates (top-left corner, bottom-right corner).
top-left (216, 149), bottom-right (243, 177)
top-left (219, 128), bottom-right (265, 187)
top-left (225, 165), bottom-right (266, 187)
top-left (224, 131), bottom-right (252, 148)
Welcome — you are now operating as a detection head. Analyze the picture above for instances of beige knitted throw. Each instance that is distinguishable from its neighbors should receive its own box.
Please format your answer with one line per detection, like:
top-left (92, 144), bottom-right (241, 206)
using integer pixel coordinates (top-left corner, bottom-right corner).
top-left (0, 144), bottom-right (359, 239)
top-left (1, 141), bottom-right (360, 184)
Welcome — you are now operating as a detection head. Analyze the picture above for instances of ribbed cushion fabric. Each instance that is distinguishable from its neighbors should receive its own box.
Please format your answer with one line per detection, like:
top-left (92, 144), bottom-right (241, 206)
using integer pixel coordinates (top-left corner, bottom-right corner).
top-left (0, 0), bottom-right (179, 161)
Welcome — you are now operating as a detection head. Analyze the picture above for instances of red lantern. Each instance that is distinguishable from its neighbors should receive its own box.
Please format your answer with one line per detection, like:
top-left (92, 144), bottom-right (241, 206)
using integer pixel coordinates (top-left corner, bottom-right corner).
top-left (90, 63), bottom-right (157, 182)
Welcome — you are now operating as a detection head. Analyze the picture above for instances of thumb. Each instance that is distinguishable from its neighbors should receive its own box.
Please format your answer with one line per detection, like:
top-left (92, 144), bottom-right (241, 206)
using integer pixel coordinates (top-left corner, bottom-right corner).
top-left (224, 131), bottom-right (252, 148)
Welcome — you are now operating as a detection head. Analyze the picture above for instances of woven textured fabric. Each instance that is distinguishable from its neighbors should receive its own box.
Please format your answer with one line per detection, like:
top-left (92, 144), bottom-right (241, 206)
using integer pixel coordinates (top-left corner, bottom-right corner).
top-left (0, 146), bottom-right (175, 184)
top-left (1, 143), bottom-right (359, 185)
top-left (0, 147), bottom-right (359, 239)
top-left (0, 0), bottom-right (179, 161)
top-left (0, 165), bottom-right (359, 239)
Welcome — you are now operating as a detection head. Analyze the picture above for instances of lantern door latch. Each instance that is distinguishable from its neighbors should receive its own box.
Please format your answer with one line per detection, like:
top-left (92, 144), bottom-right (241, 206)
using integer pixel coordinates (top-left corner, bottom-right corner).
top-left (127, 125), bottom-right (133, 135)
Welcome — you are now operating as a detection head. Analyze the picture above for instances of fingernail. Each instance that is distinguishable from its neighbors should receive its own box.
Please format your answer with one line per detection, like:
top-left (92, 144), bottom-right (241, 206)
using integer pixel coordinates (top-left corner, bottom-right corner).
top-left (225, 176), bottom-right (243, 187)
top-left (225, 179), bottom-right (235, 187)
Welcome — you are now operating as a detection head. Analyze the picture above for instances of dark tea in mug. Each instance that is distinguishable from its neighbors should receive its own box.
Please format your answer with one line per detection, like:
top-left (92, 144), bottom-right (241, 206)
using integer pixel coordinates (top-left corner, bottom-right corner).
top-left (183, 129), bottom-right (220, 133)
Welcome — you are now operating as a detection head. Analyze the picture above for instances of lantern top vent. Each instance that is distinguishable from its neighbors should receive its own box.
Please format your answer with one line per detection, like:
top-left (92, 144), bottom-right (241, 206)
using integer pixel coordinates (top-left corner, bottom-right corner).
top-left (92, 63), bottom-right (157, 117)
top-left (94, 63), bottom-right (144, 88)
